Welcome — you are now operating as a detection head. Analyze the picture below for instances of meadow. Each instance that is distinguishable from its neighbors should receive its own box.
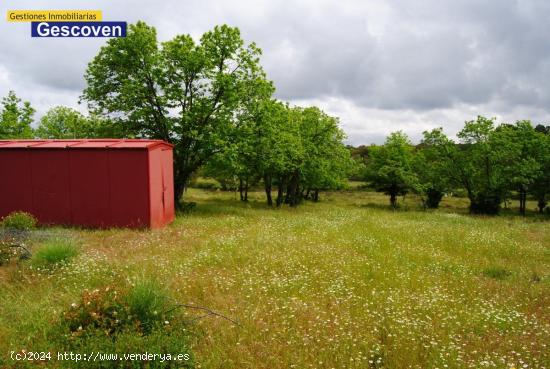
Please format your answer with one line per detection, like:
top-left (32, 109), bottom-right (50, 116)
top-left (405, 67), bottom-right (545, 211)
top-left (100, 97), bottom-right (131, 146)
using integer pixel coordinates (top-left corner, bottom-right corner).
top-left (0, 189), bottom-right (549, 369)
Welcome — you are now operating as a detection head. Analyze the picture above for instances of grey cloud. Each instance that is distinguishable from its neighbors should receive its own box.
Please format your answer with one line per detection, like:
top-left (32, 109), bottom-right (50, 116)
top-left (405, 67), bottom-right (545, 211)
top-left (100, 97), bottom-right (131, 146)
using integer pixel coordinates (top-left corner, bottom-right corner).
top-left (1, 0), bottom-right (550, 144)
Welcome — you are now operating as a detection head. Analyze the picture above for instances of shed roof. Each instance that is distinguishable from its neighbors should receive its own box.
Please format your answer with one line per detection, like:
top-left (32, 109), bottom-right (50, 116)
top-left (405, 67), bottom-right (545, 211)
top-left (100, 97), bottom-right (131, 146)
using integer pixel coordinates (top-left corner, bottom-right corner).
top-left (0, 139), bottom-right (173, 150)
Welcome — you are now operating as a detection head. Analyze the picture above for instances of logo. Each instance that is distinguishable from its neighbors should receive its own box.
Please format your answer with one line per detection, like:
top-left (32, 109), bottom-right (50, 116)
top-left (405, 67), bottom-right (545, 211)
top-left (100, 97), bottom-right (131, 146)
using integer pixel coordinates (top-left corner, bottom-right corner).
top-left (31, 22), bottom-right (127, 37)
top-left (6, 10), bottom-right (126, 38)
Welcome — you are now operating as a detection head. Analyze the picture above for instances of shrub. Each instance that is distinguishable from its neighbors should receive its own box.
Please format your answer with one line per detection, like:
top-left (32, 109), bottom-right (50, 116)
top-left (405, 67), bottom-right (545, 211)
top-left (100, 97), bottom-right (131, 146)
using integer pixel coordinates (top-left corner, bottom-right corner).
top-left (31, 239), bottom-right (78, 268)
top-left (1, 211), bottom-right (37, 231)
top-left (63, 281), bottom-right (170, 337)
top-left (63, 286), bottom-right (126, 337)
top-left (56, 283), bottom-right (192, 368)
top-left (192, 177), bottom-right (222, 190)
top-left (483, 266), bottom-right (511, 280)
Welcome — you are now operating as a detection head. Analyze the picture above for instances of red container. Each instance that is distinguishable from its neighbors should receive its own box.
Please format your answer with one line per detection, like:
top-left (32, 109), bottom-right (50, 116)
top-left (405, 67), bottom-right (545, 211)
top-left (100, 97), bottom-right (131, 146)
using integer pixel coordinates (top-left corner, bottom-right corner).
top-left (0, 139), bottom-right (175, 229)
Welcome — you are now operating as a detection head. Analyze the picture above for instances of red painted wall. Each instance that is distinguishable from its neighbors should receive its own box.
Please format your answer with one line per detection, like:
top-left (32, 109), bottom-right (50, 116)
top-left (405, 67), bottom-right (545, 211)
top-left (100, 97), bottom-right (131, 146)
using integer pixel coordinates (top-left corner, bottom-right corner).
top-left (148, 146), bottom-right (175, 228)
top-left (0, 140), bottom-right (174, 229)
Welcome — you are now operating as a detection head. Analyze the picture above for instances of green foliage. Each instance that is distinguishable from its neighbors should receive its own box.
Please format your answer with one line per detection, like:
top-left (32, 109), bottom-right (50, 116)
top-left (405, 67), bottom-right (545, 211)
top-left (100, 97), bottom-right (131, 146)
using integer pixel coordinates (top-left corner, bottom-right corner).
top-left (31, 239), bottom-right (78, 268)
top-left (453, 116), bottom-right (512, 214)
top-left (0, 91), bottom-right (34, 139)
top-left (82, 22), bottom-right (269, 206)
top-left (82, 21), bottom-right (353, 208)
top-left (35, 106), bottom-right (88, 139)
top-left (206, 102), bottom-right (353, 206)
top-left (35, 106), bottom-right (125, 139)
top-left (365, 131), bottom-right (418, 208)
top-left (419, 118), bottom-right (550, 215)
top-left (530, 129), bottom-right (550, 213)
top-left (191, 177), bottom-right (222, 190)
top-left (416, 128), bottom-right (454, 209)
top-left (298, 107), bottom-right (355, 193)
top-left (1, 211), bottom-right (37, 230)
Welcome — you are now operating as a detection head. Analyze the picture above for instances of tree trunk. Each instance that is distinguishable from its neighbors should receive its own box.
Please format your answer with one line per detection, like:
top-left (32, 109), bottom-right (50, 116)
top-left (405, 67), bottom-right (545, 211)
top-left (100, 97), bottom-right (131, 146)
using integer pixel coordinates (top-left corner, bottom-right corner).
top-left (239, 179), bottom-right (244, 201)
top-left (390, 192), bottom-right (397, 208)
top-left (538, 197), bottom-right (547, 213)
top-left (264, 174), bottom-right (273, 206)
top-left (244, 177), bottom-right (249, 202)
top-left (174, 181), bottom-right (185, 209)
top-left (426, 189), bottom-right (443, 209)
top-left (313, 189), bottom-right (319, 202)
top-left (276, 176), bottom-right (286, 207)
top-left (284, 183), bottom-right (292, 204)
top-left (288, 172), bottom-right (299, 207)
top-left (519, 187), bottom-right (526, 216)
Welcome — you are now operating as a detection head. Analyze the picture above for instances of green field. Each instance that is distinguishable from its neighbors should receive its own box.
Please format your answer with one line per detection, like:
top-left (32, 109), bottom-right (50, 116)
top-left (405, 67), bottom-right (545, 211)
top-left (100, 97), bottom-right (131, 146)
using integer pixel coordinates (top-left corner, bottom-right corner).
top-left (1, 189), bottom-right (549, 369)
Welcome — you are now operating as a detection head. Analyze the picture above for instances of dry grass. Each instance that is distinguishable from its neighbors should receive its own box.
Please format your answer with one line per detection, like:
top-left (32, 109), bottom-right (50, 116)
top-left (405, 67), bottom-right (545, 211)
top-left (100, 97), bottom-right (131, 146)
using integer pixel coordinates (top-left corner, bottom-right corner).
top-left (0, 189), bottom-right (549, 369)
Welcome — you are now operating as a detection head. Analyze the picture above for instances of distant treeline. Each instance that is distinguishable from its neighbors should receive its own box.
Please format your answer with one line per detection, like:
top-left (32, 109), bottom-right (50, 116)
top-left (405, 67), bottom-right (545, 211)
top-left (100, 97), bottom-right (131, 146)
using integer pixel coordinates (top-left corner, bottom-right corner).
top-left (0, 21), bottom-right (548, 215)
top-left (352, 118), bottom-right (550, 215)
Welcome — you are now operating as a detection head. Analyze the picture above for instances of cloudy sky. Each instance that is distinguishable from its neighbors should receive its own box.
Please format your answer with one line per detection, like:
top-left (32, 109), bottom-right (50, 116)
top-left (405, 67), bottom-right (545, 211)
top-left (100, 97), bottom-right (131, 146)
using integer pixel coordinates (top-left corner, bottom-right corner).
top-left (1, 0), bottom-right (550, 144)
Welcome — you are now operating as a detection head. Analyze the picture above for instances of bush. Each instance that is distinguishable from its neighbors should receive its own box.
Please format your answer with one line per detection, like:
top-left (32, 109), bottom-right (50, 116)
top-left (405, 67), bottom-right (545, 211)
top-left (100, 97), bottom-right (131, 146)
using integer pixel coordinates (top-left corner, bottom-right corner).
top-left (31, 239), bottom-right (78, 268)
top-left (63, 286), bottom-right (126, 337)
top-left (1, 211), bottom-right (37, 231)
top-left (0, 212), bottom-right (35, 265)
top-left (192, 177), bottom-right (222, 190)
top-left (63, 281), bottom-right (170, 338)
top-left (56, 283), bottom-right (192, 368)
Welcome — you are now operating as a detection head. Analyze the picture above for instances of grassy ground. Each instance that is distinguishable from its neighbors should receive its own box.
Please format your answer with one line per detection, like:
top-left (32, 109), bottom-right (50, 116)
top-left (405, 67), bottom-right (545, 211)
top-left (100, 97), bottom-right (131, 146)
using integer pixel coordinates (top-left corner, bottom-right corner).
top-left (1, 189), bottom-right (549, 369)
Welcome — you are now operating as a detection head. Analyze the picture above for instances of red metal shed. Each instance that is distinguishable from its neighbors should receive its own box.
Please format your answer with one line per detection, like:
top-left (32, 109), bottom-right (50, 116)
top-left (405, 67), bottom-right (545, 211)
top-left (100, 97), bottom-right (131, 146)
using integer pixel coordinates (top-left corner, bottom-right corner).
top-left (0, 139), bottom-right (175, 229)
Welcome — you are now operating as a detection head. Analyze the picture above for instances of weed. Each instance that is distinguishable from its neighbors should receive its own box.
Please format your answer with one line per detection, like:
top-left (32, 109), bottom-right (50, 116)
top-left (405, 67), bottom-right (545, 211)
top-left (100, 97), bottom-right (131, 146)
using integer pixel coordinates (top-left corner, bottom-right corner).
top-left (31, 238), bottom-right (78, 269)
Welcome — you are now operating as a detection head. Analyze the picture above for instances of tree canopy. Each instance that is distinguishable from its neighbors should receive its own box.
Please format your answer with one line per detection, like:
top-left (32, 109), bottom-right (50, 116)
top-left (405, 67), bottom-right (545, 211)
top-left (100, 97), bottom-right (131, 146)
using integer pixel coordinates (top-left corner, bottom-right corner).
top-left (0, 91), bottom-right (34, 139)
top-left (82, 22), bottom-right (271, 206)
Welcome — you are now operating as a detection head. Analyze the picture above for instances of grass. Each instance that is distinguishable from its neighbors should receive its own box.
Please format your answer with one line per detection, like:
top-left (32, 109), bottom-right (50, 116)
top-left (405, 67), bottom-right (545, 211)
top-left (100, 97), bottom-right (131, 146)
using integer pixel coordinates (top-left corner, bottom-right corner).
top-left (31, 238), bottom-right (78, 269)
top-left (483, 266), bottom-right (513, 280)
top-left (126, 279), bottom-right (169, 334)
top-left (0, 189), bottom-right (549, 368)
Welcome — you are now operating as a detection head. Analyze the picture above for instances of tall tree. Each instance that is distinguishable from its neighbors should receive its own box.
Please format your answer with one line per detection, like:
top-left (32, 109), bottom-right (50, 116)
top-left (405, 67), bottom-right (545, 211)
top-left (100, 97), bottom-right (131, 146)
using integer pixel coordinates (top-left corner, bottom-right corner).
top-left (295, 107), bottom-right (353, 204)
top-left (82, 22), bottom-right (269, 207)
top-left (491, 121), bottom-right (542, 215)
top-left (454, 117), bottom-right (505, 214)
top-left (0, 91), bottom-right (34, 139)
top-left (366, 131), bottom-right (418, 208)
top-left (415, 128), bottom-right (453, 208)
top-left (531, 128), bottom-right (550, 213)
